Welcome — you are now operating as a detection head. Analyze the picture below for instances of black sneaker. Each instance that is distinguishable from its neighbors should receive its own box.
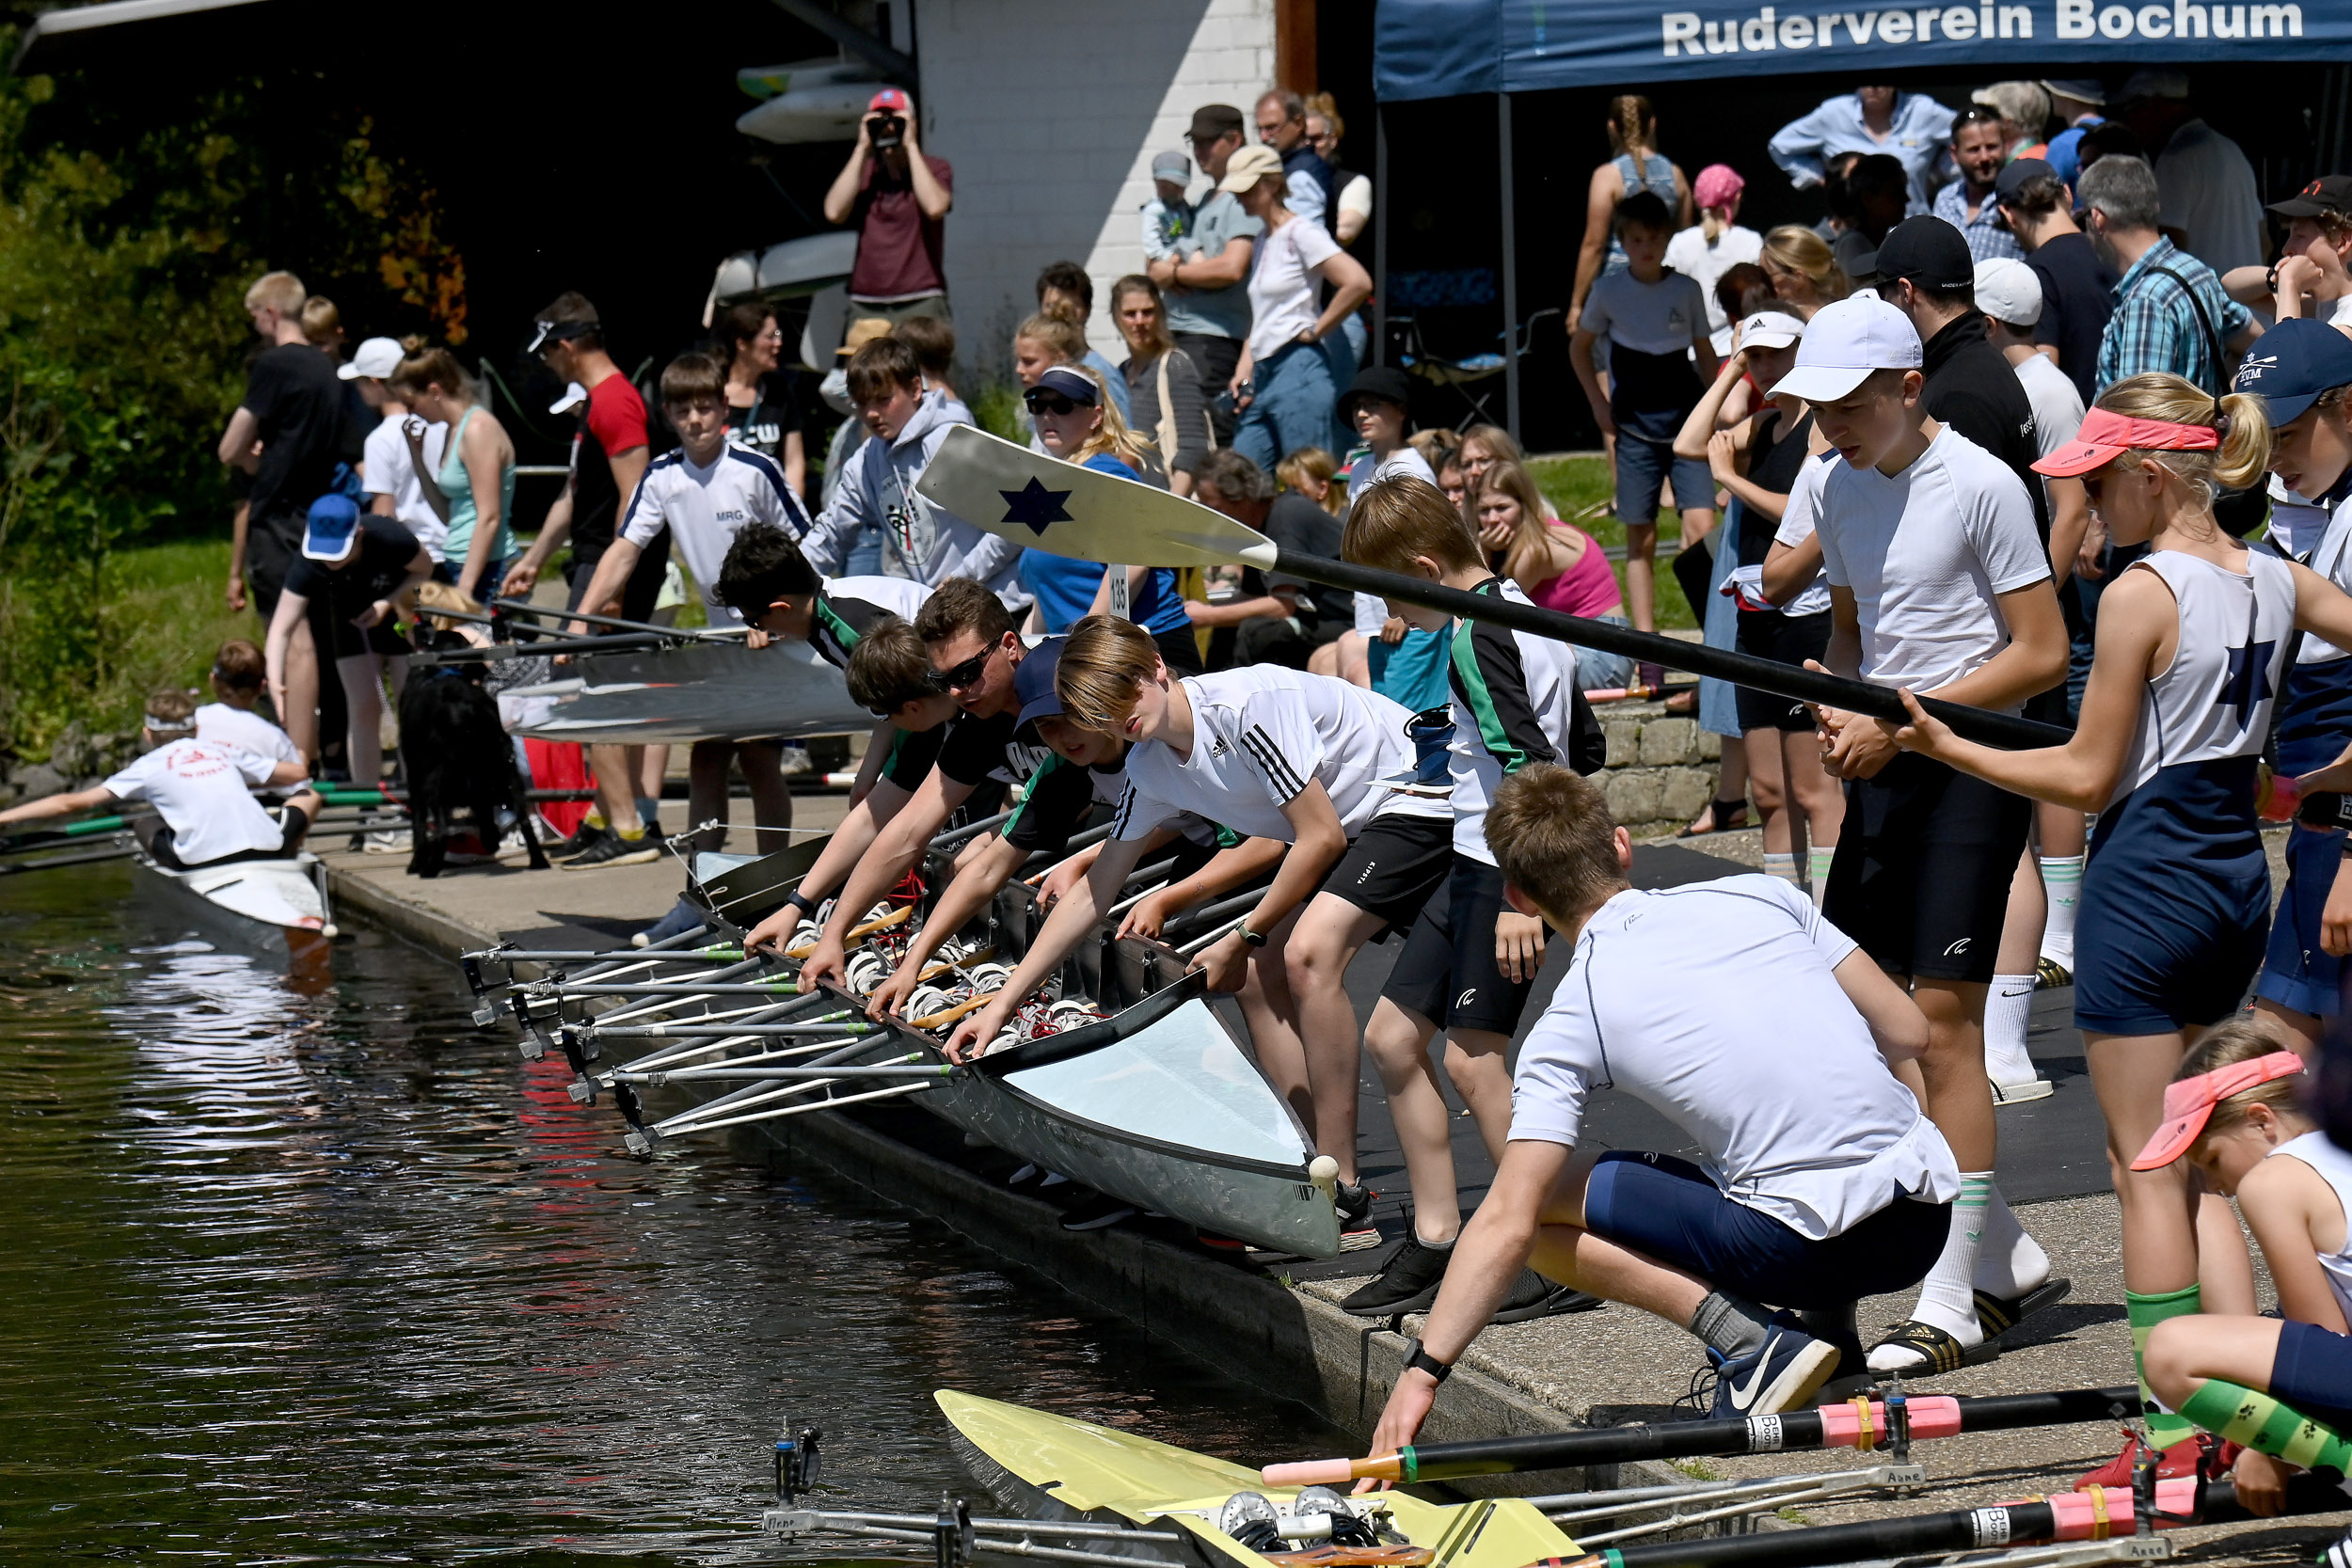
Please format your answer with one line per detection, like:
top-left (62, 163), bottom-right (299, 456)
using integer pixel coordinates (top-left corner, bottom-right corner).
top-left (1334, 1180), bottom-right (1381, 1252)
top-left (560, 832), bottom-right (660, 870)
top-left (1060, 1194), bottom-right (1137, 1231)
top-left (1491, 1270), bottom-right (1603, 1323)
top-left (546, 820), bottom-right (607, 861)
top-left (1340, 1234), bottom-right (1454, 1317)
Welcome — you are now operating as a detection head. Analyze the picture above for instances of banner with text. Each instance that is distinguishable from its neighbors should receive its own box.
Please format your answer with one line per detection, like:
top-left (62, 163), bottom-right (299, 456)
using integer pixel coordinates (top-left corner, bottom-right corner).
top-left (1375, 0), bottom-right (2352, 102)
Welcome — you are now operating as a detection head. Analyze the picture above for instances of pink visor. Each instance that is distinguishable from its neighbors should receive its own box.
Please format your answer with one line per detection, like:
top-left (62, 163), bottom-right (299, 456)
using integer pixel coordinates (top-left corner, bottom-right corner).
top-left (2033, 406), bottom-right (2221, 479)
top-left (2131, 1050), bottom-right (2306, 1169)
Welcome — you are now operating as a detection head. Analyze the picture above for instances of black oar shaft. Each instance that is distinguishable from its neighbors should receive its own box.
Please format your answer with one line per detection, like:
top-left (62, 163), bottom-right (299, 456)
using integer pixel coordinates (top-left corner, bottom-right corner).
top-left (1601, 1498), bottom-right (2059, 1568)
top-left (1270, 550), bottom-right (2071, 752)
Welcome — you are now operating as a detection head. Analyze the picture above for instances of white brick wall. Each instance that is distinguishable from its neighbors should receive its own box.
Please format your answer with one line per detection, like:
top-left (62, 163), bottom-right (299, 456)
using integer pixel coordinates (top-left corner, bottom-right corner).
top-left (914, 0), bottom-right (1277, 378)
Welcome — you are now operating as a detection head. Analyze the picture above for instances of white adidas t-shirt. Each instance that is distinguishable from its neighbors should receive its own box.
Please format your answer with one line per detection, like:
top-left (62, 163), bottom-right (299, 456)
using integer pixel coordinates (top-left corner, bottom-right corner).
top-left (195, 704), bottom-right (301, 767)
top-left (1811, 427), bottom-right (2049, 703)
top-left (1113, 666), bottom-right (1445, 845)
top-left (103, 739), bottom-right (285, 866)
top-left (622, 444), bottom-right (812, 612)
top-left (1513, 876), bottom-right (1962, 1240)
top-left (362, 415), bottom-right (449, 562)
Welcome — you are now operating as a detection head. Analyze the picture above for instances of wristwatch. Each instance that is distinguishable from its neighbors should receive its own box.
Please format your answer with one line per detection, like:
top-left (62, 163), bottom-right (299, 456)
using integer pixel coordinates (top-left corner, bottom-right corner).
top-left (1238, 925), bottom-right (1269, 947)
top-left (1405, 1339), bottom-right (1454, 1384)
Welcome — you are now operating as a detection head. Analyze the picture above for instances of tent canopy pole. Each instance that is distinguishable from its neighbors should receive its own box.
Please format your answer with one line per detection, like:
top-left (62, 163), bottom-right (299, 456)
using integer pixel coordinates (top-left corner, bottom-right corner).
top-left (1498, 91), bottom-right (1518, 441)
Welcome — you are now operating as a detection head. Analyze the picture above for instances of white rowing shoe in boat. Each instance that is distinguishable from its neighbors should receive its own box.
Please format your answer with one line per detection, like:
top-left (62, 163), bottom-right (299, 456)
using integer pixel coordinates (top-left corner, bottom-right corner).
top-left (135, 850), bottom-right (338, 956)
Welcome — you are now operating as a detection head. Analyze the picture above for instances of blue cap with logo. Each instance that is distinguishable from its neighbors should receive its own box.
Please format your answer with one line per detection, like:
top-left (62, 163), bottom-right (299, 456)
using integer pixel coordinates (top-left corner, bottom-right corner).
top-left (301, 493), bottom-right (362, 561)
top-left (1015, 635), bottom-right (1070, 728)
top-left (2232, 317), bottom-right (2352, 425)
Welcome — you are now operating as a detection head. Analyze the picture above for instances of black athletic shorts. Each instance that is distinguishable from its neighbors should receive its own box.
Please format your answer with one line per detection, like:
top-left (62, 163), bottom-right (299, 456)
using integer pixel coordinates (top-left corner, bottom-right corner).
top-left (1319, 809), bottom-right (1454, 939)
top-left (1822, 752), bottom-right (2030, 984)
top-left (1383, 854), bottom-right (1539, 1035)
top-left (566, 531), bottom-right (673, 625)
top-left (246, 512), bottom-right (305, 622)
top-left (1734, 609), bottom-right (1833, 733)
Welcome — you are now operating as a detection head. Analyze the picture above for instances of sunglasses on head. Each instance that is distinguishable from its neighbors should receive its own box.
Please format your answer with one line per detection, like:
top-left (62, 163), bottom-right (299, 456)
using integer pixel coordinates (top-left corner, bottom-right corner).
top-left (929, 645), bottom-right (995, 692)
top-left (1024, 388), bottom-right (1084, 417)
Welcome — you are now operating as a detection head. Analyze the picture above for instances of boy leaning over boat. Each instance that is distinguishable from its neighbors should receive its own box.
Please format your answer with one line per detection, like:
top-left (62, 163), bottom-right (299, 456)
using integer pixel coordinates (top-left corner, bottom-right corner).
top-left (0, 689), bottom-right (322, 870)
top-left (1365, 763), bottom-right (1962, 1435)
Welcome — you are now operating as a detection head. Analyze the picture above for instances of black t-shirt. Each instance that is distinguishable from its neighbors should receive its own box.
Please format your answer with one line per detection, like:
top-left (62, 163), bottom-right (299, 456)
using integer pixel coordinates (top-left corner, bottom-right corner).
top-left (881, 722), bottom-right (947, 791)
top-left (283, 513), bottom-right (424, 609)
top-left (1000, 752), bottom-right (1120, 855)
top-left (935, 708), bottom-right (1056, 791)
top-left (2026, 232), bottom-right (2119, 406)
top-left (724, 372), bottom-right (803, 465)
top-left (245, 343), bottom-right (348, 522)
top-left (1920, 312), bottom-right (2051, 546)
top-left (1246, 491), bottom-right (1355, 634)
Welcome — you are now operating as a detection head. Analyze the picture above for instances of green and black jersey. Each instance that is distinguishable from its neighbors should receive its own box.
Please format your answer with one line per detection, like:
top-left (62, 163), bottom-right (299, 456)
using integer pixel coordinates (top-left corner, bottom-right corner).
top-left (1447, 577), bottom-right (1605, 864)
top-left (806, 576), bottom-right (931, 671)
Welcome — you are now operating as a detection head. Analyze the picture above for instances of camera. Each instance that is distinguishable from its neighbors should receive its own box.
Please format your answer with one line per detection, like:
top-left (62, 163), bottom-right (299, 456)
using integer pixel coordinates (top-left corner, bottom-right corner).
top-left (869, 112), bottom-right (906, 150)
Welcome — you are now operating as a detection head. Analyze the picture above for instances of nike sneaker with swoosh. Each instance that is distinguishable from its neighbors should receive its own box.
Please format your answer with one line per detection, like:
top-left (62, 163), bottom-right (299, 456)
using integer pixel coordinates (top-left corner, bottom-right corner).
top-left (1705, 1312), bottom-right (1841, 1418)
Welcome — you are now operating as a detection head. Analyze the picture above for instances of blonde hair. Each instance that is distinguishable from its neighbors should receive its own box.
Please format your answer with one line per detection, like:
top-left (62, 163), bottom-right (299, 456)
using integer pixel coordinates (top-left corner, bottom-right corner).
top-left (1458, 423), bottom-right (1526, 472)
top-left (1478, 460), bottom-right (1564, 585)
top-left (1015, 312), bottom-right (1089, 367)
top-left (1066, 364), bottom-right (1159, 473)
top-left (416, 579), bottom-right (485, 632)
top-left (299, 294), bottom-right (342, 346)
top-left (1277, 446), bottom-right (1345, 515)
top-left (1306, 91), bottom-right (1346, 146)
top-left (1056, 614), bottom-right (1165, 736)
top-left (2177, 1018), bottom-right (2311, 1145)
top-left (244, 270), bottom-right (306, 317)
top-left (2093, 372), bottom-right (2273, 508)
top-left (1760, 226), bottom-right (1851, 307)
top-left (1605, 94), bottom-right (1657, 156)
top-left (1409, 427), bottom-right (1463, 475)
top-left (1343, 474), bottom-right (1484, 575)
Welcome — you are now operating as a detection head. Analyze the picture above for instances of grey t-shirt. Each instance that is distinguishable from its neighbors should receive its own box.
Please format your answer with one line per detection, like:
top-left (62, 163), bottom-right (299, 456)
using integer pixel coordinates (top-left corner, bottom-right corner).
top-left (1163, 190), bottom-right (1263, 341)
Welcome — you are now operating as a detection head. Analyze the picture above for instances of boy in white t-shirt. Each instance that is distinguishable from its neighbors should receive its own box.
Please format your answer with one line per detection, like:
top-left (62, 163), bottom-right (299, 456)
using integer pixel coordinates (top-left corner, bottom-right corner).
top-left (196, 638), bottom-right (302, 768)
top-left (569, 352), bottom-right (812, 856)
top-left (0, 689), bottom-right (320, 869)
top-left (1772, 294), bottom-right (2071, 1376)
top-left (1361, 764), bottom-right (1958, 1441)
top-left (345, 336), bottom-right (450, 564)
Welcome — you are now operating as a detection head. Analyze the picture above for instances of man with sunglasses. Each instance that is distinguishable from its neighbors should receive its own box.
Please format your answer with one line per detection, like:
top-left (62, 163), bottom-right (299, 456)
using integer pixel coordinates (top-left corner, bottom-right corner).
top-left (1151, 104), bottom-right (1262, 446)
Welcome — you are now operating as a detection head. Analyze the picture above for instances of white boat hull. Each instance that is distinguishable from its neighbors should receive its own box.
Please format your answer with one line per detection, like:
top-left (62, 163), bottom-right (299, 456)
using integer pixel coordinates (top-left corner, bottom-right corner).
top-left (135, 852), bottom-right (335, 958)
top-left (514, 640), bottom-right (873, 746)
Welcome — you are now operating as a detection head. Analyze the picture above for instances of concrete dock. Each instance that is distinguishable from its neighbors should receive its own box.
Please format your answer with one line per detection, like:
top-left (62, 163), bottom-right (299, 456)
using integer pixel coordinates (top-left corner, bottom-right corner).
top-left (318, 806), bottom-right (2343, 1560)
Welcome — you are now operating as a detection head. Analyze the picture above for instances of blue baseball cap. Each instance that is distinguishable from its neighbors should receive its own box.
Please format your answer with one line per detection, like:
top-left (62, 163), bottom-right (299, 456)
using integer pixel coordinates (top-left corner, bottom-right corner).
top-left (1015, 636), bottom-right (1070, 728)
top-left (301, 493), bottom-right (361, 561)
top-left (2233, 318), bottom-right (2352, 425)
top-left (1031, 365), bottom-right (1100, 405)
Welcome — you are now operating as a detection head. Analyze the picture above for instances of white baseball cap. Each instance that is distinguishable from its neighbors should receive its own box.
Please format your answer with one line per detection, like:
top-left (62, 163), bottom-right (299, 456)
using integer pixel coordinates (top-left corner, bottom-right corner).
top-left (1974, 259), bottom-right (2043, 328)
top-left (1738, 310), bottom-right (1806, 350)
top-left (339, 335), bottom-right (405, 381)
top-left (549, 381), bottom-right (591, 416)
top-left (1770, 295), bottom-right (1922, 403)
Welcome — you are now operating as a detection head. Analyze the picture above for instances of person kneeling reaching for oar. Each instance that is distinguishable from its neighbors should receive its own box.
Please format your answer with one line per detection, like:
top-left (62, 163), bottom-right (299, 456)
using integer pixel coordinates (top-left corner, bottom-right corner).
top-left (0, 689), bottom-right (321, 870)
top-left (1364, 762), bottom-right (1963, 1436)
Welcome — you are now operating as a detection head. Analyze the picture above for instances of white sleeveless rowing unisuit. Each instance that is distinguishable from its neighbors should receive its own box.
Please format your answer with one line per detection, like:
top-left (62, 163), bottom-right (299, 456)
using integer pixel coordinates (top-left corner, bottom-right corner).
top-left (2113, 549), bottom-right (2296, 800)
top-left (2269, 1130), bottom-right (2352, 1325)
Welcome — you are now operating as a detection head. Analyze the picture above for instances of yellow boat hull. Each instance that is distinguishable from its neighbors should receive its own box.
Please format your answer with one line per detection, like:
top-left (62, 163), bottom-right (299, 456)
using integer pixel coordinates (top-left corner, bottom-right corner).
top-left (934, 1390), bottom-right (1582, 1568)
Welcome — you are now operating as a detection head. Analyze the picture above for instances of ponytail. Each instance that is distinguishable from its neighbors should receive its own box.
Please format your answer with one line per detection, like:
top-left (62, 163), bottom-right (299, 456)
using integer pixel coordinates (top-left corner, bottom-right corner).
top-left (2091, 372), bottom-right (2276, 507)
top-left (1606, 94), bottom-right (1655, 155)
top-left (1702, 209), bottom-right (1724, 243)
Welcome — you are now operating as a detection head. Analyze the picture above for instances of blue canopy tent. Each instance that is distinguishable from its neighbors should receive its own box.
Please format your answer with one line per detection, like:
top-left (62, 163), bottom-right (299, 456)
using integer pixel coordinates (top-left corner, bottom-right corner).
top-left (1372, 0), bottom-right (2352, 436)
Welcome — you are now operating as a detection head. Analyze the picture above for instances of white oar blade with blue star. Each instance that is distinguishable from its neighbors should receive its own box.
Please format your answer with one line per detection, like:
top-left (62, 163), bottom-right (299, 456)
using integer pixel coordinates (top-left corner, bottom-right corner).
top-left (914, 424), bottom-right (1275, 571)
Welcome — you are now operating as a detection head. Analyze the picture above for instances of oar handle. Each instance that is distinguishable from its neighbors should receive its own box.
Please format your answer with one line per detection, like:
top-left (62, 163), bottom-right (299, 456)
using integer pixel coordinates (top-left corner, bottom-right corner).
top-left (1274, 551), bottom-right (2072, 752)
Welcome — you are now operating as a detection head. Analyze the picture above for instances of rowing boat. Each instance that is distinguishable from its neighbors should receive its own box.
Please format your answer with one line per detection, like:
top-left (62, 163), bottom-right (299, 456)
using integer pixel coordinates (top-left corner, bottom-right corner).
top-left (511, 638), bottom-right (873, 746)
top-left (937, 1388), bottom-right (1582, 1568)
top-left (135, 850), bottom-right (336, 959)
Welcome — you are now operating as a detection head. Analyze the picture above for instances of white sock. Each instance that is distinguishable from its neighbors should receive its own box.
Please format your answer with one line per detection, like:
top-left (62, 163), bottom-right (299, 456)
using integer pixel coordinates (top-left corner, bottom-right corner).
top-left (1985, 974), bottom-right (2040, 1086)
top-left (2039, 853), bottom-right (2084, 968)
top-left (1764, 851), bottom-right (1802, 887)
top-left (1808, 846), bottom-right (1835, 908)
top-left (1872, 1173), bottom-right (1990, 1366)
top-left (1971, 1181), bottom-right (2050, 1299)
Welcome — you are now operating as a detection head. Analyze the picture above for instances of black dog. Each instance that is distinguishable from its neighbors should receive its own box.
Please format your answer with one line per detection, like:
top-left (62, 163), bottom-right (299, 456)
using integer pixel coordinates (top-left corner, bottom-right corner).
top-left (396, 634), bottom-right (549, 879)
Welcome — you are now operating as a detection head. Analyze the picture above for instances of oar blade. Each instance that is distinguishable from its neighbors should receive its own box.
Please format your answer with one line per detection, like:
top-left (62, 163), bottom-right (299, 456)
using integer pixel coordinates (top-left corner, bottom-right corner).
top-left (914, 424), bottom-right (1276, 571)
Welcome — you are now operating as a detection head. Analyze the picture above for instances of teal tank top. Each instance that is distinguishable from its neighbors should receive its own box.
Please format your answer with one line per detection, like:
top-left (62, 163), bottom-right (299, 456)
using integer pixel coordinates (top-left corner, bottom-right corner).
top-left (437, 406), bottom-right (517, 571)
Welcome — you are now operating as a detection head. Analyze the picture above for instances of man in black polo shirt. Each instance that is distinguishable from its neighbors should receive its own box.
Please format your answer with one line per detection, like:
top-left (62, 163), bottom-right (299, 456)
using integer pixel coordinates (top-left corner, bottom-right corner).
top-left (1993, 159), bottom-right (2118, 406)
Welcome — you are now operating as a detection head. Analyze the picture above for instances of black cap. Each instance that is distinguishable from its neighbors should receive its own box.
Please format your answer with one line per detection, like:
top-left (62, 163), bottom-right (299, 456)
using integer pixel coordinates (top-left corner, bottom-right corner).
top-left (1994, 157), bottom-right (2059, 206)
top-left (1338, 366), bottom-right (1413, 421)
top-left (2269, 174), bottom-right (2352, 218)
top-left (1870, 215), bottom-right (1975, 291)
top-left (1188, 104), bottom-right (1245, 142)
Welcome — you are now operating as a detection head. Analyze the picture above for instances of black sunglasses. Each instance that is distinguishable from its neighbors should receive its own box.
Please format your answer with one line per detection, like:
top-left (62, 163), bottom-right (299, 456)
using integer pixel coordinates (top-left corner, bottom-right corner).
top-left (929, 646), bottom-right (995, 692)
top-left (2080, 469), bottom-right (2110, 504)
top-left (1024, 388), bottom-right (1085, 417)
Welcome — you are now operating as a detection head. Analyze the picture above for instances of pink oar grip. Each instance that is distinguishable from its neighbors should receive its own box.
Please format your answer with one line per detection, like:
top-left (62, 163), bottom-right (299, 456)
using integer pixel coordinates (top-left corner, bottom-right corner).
top-left (1814, 1394), bottom-right (1963, 1448)
top-left (1262, 1458), bottom-right (1361, 1487)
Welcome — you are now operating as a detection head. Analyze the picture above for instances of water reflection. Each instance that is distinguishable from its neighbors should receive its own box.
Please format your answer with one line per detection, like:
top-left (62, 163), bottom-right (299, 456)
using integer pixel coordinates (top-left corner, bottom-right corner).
top-left (0, 864), bottom-right (1341, 1561)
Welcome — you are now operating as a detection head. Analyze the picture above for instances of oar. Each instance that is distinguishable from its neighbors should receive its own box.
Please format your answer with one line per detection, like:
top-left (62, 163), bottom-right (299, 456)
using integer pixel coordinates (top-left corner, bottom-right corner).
top-left (0, 814), bottom-right (133, 854)
top-left (493, 596), bottom-right (745, 643)
top-left (914, 425), bottom-right (2071, 752)
top-left (1262, 1385), bottom-right (2140, 1486)
top-left (0, 842), bottom-right (138, 876)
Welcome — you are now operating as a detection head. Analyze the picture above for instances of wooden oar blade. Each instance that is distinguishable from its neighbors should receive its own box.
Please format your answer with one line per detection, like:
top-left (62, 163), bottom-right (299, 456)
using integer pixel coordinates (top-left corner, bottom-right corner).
top-left (914, 424), bottom-right (1276, 570)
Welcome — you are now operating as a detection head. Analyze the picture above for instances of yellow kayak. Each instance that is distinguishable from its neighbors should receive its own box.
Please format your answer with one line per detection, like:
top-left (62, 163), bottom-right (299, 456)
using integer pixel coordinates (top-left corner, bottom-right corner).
top-left (935, 1390), bottom-right (1582, 1568)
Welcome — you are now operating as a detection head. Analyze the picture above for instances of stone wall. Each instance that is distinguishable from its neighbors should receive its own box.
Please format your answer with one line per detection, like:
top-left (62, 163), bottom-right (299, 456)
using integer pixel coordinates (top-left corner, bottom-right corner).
top-left (1594, 700), bottom-right (1723, 839)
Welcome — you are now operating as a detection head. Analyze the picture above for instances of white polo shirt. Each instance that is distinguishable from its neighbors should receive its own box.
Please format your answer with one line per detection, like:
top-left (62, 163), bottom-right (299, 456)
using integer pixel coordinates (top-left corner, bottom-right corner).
top-left (1113, 666), bottom-right (1445, 845)
top-left (103, 739), bottom-right (286, 866)
top-left (622, 444), bottom-right (812, 611)
top-left (1513, 875), bottom-right (1961, 1240)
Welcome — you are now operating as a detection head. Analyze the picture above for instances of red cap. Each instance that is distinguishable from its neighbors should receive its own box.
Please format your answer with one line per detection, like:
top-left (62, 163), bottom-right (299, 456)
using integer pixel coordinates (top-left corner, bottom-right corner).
top-left (2033, 405), bottom-right (2219, 479)
top-left (868, 87), bottom-right (911, 113)
top-left (2131, 1050), bottom-right (2306, 1170)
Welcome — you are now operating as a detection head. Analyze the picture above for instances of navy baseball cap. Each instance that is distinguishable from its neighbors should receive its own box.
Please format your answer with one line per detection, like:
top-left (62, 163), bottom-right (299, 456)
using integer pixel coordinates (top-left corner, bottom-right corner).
top-left (1015, 635), bottom-right (1071, 727)
top-left (1032, 366), bottom-right (1100, 405)
top-left (2233, 317), bottom-right (2352, 424)
top-left (301, 493), bottom-right (361, 561)
top-left (1994, 157), bottom-right (2059, 207)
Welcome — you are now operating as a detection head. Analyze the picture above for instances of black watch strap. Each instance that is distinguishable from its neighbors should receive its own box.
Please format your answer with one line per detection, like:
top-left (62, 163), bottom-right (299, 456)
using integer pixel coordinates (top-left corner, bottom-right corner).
top-left (785, 889), bottom-right (817, 915)
top-left (1405, 1339), bottom-right (1453, 1384)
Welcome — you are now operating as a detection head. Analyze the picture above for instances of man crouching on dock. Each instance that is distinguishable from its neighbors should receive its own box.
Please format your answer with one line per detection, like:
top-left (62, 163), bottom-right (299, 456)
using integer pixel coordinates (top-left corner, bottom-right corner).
top-left (0, 689), bottom-right (321, 868)
top-left (1364, 764), bottom-right (1960, 1433)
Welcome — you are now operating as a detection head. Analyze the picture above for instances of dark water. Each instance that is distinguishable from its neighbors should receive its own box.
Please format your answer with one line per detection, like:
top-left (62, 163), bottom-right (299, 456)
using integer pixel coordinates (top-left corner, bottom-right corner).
top-left (0, 864), bottom-right (1343, 1562)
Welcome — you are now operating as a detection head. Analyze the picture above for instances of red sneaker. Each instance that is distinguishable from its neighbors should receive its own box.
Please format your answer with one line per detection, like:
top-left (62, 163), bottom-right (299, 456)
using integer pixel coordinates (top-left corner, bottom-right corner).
top-left (2074, 1429), bottom-right (2215, 1491)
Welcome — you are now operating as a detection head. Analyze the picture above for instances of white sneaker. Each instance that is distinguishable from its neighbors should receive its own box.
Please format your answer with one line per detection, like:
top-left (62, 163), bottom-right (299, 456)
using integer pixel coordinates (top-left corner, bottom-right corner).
top-left (361, 830), bottom-right (407, 854)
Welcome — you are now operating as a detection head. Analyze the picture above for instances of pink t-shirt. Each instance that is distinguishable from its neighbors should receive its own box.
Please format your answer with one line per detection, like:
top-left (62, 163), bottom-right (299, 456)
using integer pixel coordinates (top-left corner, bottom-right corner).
top-left (1529, 526), bottom-right (1621, 619)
